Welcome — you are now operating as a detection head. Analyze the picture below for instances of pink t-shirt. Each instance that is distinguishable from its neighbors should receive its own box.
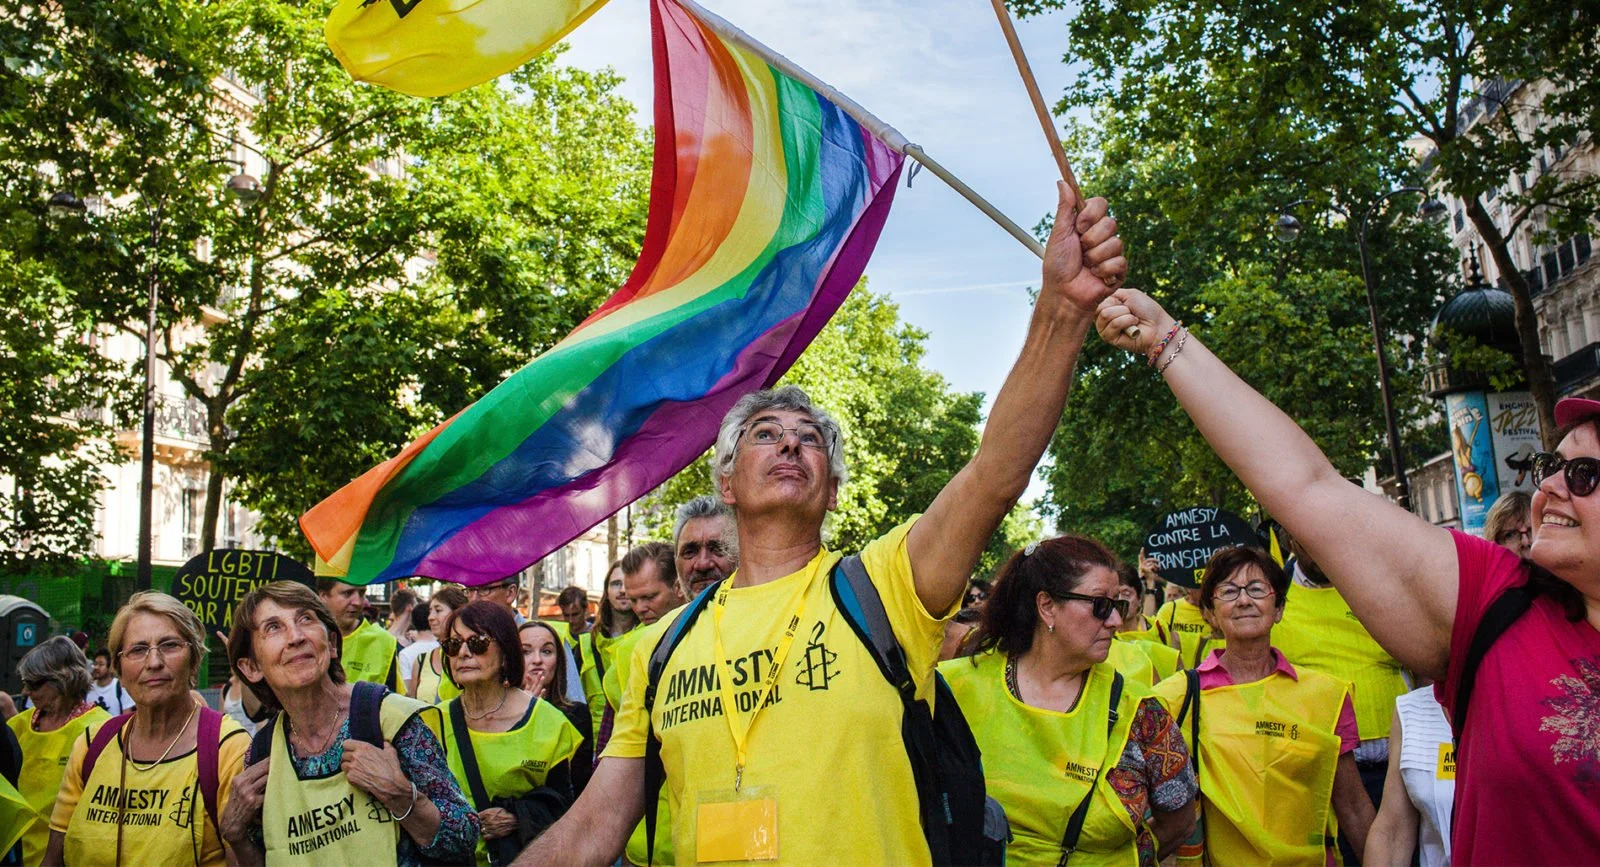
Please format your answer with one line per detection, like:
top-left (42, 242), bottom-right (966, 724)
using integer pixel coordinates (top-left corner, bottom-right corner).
top-left (1437, 530), bottom-right (1600, 864)
top-left (1197, 647), bottom-right (1359, 753)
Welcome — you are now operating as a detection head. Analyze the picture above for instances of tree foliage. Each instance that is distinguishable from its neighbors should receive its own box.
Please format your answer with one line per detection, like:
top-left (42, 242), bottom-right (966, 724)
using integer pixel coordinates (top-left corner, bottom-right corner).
top-left (1012, 0), bottom-right (1600, 444)
top-left (635, 284), bottom-right (1042, 576)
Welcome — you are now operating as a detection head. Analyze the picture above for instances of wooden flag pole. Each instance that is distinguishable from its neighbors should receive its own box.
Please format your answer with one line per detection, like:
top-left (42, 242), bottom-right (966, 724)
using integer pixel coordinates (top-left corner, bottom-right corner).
top-left (987, 0), bottom-right (1135, 336)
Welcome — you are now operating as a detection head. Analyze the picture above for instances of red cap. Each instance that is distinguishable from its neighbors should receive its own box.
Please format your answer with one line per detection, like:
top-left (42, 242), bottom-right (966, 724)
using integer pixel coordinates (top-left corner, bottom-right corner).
top-left (1555, 398), bottom-right (1600, 429)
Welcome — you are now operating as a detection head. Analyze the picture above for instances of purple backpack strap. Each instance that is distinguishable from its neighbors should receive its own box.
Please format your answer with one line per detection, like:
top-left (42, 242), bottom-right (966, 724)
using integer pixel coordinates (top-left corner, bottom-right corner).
top-left (80, 712), bottom-right (134, 786)
top-left (196, 708), bottom-right (224, 830)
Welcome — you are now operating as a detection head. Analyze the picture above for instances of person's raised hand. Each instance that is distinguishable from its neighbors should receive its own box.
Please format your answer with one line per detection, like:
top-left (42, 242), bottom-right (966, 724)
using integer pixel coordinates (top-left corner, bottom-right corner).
top-left (1096, 288), bottom-right (1175, 356)
top-left (1041, 182), bottom-right (1126, 315)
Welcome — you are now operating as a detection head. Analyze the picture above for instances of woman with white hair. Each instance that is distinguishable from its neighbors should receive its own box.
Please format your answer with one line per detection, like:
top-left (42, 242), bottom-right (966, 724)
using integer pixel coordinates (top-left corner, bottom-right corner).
top-left (44, 592), bottom-right (246, 867)
top-left (8, 636), bottom-right (109, 865)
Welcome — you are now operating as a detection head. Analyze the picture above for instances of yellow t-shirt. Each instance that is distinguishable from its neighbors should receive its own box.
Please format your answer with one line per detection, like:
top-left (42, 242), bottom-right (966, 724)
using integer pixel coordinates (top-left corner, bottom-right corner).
top-left (51, 717), bottom-right (248, 866)
top-left (8, 705), bottom-right (111, 866)
top-left (604, 518), bottom-right (953, 866)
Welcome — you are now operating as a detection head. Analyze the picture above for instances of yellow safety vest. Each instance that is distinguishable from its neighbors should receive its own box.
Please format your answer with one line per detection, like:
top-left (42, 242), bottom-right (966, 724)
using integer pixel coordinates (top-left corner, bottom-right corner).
top-left (942, 652), bottom-right (1142, 866)
top-left (8, 706), bottom-right (109, 866)
top-left (262, 694), bottom-right (441, 866)
top-left (1154, 665), bottom-right (1348, 866)
top-left (342, 621), bottom-right (403, 694)
top-left (1154, 599), bottom-right (1225, 669)
top-left (443, 697), bottom-right (582, 867)
top-left (1109, 635), bottom-right (1181, 685)
top-left (415, 650), bottom-right (444, 705)
top-left (63, 721), bottom-right (248, 866)
top-left (577, 632), bottom-right (606, 737)
top-left (1273, 583), bottom-right (1409, 740)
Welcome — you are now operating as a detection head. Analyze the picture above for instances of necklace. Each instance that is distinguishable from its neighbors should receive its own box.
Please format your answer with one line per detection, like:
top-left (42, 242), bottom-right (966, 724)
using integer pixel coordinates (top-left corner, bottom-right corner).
top-left (465, 688), bottom-right (510, 721)
top-left (126, 703), bottom-right (200, 771)
top-left (292, 709), bottom-right (347, 758)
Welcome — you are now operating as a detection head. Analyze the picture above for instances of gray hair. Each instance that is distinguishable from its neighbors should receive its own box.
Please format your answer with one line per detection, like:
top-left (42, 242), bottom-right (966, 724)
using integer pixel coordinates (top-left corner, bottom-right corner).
top-left (712, 386), bottom-right (847, 489)
top-left (673, 495), bottom-right (734, 543)
top-left (18, 636), bottom-right (92, 705)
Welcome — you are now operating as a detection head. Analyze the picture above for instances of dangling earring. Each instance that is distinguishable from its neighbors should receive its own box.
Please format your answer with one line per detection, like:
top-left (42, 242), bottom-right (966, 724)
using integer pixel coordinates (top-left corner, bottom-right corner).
top-left (1047, 622), bottom-right (1055, 633)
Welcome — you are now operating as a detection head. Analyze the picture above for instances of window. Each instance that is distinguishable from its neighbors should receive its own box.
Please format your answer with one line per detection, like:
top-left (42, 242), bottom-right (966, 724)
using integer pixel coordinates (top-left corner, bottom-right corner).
top-left (182, 489), bottom-right (204, 557)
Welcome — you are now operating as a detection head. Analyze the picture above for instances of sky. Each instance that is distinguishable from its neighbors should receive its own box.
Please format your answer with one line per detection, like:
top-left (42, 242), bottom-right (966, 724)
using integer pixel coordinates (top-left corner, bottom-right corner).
top-left (559, 0), bottom-right (1084, 503)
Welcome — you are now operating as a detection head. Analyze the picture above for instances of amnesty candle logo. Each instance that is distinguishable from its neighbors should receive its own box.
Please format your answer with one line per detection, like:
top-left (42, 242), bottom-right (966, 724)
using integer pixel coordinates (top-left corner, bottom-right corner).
top-left (795, 622), bottom-right (839, 691)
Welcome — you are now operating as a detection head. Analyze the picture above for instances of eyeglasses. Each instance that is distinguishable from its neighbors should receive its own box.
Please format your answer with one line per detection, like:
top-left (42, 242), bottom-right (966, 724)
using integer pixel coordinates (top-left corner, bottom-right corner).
top-left (1495, 527), bottom-right (1533, 545)
top-left (1532, 452), bottom-right (1600, 497)
top-left (120, 639), bottom-right (188, 664)
top-left (441, 635), bottom-right (494, 657)
top-left (1050, 592), bottom-right (1129, 622)
top-left (1213, 582), bottom-right (1275, 603)
top-left (740, 421), bottom-right (830, 450)
top-left (466, 582), bottom-right (514, 597)
top-left (22, 678), bottom-right (47, 691)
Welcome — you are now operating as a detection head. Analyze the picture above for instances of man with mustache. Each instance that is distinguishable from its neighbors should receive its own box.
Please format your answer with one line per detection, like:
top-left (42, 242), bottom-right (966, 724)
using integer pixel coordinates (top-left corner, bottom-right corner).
top-left (672, 495), bottom-right (737, 600)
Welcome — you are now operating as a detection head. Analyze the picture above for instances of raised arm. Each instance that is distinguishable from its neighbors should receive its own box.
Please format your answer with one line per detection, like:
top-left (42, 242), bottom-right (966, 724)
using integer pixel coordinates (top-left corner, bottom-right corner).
top-left (513, 756), bottom-right (646, 867)
top-left (909, 181), bottom-right (1127, 615)
top-left (1095, 288), bottom-right (1458, 678)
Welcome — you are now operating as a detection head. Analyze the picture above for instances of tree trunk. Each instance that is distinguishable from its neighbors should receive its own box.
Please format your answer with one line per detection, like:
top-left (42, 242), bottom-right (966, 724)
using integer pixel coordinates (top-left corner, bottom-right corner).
top-left (200, 399), bottom-right (229, 551)
top-left (1463, 197), bottom-right (1561, 448)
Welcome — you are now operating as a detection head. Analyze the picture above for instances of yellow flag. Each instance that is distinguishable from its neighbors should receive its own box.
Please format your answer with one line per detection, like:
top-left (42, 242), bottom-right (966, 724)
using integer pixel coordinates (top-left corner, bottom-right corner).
top-left (325, 0), bottom-right (611, 97)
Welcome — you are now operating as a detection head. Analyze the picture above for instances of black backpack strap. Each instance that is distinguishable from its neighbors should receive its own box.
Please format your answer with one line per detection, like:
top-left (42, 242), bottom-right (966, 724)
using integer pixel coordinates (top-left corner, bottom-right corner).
top-left (829, 556), bottom-right (955, 865)
top-left (248, 713), bottom-right (278, 765)
top-left (642, 580), bottom-right (721, 866)
top-left (448, 698), bottom-right (494, 810)
top-left (1057, 671), bottom-right (1124, 865)
top-left (1177, 668), bottom-right (1201, 773)
top-left (349, 680), bottom-right (387, 747)
top-left (1452, 583), bottom-right (1536, 744)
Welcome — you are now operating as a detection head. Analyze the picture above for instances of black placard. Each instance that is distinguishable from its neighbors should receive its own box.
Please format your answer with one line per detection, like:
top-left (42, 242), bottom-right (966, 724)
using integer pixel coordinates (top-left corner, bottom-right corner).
top-left (171, 549), bottom-right (315, 634)
top-left (1143, 508), bottom-right (1262, 589)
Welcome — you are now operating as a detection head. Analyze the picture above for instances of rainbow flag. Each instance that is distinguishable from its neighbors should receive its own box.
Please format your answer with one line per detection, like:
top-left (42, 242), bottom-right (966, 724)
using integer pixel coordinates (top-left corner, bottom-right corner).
top-left (301, 0), bottom-right (905, 584)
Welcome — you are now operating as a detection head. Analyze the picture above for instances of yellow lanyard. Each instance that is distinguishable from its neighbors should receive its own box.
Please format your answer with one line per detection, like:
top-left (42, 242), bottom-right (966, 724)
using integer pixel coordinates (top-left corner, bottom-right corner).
top-left (709, 556), bottom-right (821, 790)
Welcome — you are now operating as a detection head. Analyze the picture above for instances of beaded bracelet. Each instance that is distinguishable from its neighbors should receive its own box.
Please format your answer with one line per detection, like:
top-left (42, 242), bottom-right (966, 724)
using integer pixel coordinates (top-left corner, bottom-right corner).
top-left (1147, 321), bottom-right (1182, 366)
top-left (1158, 327), bottom-right (1190, 373)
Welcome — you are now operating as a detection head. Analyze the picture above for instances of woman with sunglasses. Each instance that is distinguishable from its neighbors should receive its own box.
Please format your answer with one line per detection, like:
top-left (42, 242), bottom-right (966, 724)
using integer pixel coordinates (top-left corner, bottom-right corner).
top-left (1153, 546), bottom-right (1369, 865)
top-left (45, 593), bottom-right (247, 867)
top-left (9, 637), bottom-right (110, 865)
top-left (441, 604), bottom-right (580, 866)
top-left (1098, 288), bottom-right (1600, 862)
top-left (941, 536), bottom-right (1197, 865)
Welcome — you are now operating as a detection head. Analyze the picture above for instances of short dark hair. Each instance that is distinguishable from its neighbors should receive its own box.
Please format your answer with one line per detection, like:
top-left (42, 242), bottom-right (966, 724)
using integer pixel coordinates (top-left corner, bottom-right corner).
top-left (228, 581), bottom-right (346, 712)
top-left (1116, 562), bottom-right (1143, 596)
top-left (1197, 546), bottom-right (1290, 615)
top-left (431, 586), bottom-right (469, 612)
top-left (519, 620), bottom-right (576, 710)
top-left (972, 535), bottom-right (1121, 659)
top-left (315, 577), bottom-right (351, 595)
top-left (409, 603), bottom-right (431, 632)
top-left (390, 588), bottom-right (418, 617)
top-left (556, 586), bottom-right (588, 609)
top-left (93, 648), bottom-right (112, 664)
top-left (620, 542), bottom-right (676, 588)
top-left (441, 602), bottom-right (524, 688)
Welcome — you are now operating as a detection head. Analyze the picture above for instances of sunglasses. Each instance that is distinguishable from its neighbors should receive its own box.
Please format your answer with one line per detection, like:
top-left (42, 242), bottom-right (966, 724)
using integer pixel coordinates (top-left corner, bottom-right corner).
top-left (22, 678), bottom-right (47, 692)
top-left (1532, 452), bottom-right (1600, 497)
top-left (441, 635), bottom-right (495, 657)
top-left (1051, 592), bottom-right (1130, 622)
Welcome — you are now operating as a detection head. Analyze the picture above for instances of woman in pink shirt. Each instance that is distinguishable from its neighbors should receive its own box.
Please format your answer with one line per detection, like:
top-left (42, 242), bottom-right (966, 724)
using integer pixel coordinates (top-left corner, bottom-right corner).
top-left (1099, 289), bottom-right (1600, 864)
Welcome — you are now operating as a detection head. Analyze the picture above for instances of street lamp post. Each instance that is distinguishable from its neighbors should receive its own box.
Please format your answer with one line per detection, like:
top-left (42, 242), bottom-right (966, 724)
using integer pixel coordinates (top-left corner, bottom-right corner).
top-left (1278, 189), bottom-right (1447, 512)
top-left (49, 163), bottom-right (260, 589)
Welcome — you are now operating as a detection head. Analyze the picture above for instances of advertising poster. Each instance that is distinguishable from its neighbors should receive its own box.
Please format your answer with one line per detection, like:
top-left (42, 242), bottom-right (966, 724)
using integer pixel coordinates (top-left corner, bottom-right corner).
top-left (1446, 391), bottom-right (1500, 534)
top-left (1486, 391), bottom-right (1541, 495)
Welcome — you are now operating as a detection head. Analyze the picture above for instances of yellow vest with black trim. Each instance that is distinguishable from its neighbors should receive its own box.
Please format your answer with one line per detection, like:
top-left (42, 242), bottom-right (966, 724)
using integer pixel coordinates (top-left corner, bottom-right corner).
top-left (1154, 664), bottom-right (1348, 867)
top-left (342, 620), bottom-right (404, 694)
top-left (262, 693), bottom-right (441, 866)
top-left (9, 705), bottom-right (110, 866)
top-left (415, 650), bottom-right (445, 705)
top-left (1154, 599), bottom-right (1225, 669)
top-left (443, 697), bottom-right (582, 867)
top-left (1273, 583), bottom-right (1409, 741)
top-left (942, 652), bottom-right (1143, 866)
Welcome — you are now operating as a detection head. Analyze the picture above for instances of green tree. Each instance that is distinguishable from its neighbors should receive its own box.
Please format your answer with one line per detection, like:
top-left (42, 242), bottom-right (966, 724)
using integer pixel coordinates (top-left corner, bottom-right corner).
top-left (1014, 0), bottom-right (1600, 445)
top-left (635, 283), bottom-right (1044, 574)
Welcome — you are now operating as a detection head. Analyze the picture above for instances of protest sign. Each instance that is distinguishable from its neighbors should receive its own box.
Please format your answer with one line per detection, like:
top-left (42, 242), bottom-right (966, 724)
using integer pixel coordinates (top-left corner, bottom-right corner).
top-left (172, 549), bottom-right (314, 634)
top-left (1143, 507), bottom-right (1261, 588)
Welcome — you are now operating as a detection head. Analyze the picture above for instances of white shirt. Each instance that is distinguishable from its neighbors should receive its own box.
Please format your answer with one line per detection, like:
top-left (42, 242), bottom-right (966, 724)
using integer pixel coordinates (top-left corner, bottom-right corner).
top-left (1396, 686), bottom-right (1454, 867)
top-left (397, 637), bottom-right (438, 683)
top-left (87, 678), bottom-right (135, 715)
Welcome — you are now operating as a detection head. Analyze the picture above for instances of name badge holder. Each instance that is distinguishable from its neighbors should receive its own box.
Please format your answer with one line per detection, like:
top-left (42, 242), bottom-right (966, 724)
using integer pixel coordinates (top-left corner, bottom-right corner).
top-left (696, 785), bottom-right (780, 862)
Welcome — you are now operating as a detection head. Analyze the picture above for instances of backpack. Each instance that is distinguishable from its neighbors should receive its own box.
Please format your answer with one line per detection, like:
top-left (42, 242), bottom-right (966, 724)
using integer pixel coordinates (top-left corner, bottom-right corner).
top-left (640, 555), bottom-right (1008, 867)
top-left (248, 679), bottom-right (387, 763)
top-left (82, 707), bottom-right (227, 831)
